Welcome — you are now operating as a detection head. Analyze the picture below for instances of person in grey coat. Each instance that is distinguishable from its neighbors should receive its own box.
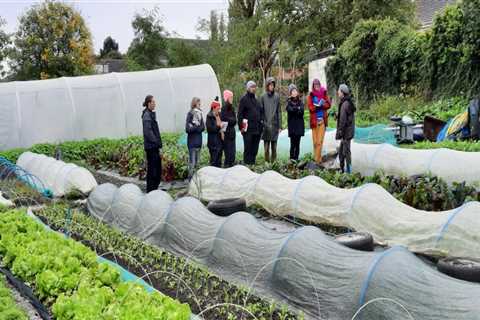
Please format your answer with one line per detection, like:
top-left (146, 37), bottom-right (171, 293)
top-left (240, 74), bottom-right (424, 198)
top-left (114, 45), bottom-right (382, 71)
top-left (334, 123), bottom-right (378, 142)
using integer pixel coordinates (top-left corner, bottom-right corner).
top-left (260, 77), bottom-right (282, 162)
top-left (335, 84), bottom-right (356, 174)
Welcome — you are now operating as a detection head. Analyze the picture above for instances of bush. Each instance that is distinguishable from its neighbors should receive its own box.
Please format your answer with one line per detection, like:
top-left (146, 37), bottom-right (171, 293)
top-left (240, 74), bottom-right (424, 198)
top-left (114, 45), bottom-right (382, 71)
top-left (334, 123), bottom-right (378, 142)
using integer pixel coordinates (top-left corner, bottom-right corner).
top-left (327, 0), bottom-right (480, 105)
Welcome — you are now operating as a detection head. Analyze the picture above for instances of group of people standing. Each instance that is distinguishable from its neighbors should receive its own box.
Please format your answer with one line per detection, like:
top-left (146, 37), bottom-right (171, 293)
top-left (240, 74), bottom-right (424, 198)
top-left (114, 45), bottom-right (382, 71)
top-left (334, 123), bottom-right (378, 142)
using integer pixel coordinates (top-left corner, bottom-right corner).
top-left (141, 78), bottom-right (356, 192)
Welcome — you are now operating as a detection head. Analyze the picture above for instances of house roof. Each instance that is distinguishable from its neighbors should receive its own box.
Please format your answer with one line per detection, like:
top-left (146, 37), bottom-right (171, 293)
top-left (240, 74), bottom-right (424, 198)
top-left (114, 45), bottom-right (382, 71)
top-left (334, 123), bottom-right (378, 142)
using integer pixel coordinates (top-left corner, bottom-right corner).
top-left (416, 0), bottom-right (457, 29)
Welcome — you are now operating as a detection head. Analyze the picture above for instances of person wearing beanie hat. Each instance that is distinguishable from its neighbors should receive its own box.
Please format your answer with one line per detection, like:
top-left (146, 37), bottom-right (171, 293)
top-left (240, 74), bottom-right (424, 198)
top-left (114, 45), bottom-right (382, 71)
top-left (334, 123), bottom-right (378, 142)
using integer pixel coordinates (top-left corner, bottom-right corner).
top-left (206, 98), bottom-right (224, 167)
top-left (238, 80), bottom-right (264, 165)
top-left (221, 89), bottom-right (237, 167)
top-left (307, 78), bottom-right (331, 164)
top-left (286, 84), bottom-right (305, 161)
top-left (260, 77), bottom-right (282, 162)
top-left (336, 83), bottom-right (356, 173)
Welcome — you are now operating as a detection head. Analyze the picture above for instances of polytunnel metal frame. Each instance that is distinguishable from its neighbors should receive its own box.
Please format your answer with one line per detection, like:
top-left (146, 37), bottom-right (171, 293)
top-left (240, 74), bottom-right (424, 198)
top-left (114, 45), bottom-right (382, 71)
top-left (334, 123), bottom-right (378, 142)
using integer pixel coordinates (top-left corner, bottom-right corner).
top-left (87, 182), bottom-right (480, 320)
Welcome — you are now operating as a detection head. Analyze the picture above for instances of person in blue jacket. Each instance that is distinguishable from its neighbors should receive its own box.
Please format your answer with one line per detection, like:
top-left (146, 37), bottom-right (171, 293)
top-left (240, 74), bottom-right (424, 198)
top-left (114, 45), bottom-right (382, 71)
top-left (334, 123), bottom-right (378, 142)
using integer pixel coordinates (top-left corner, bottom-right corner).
top-left (185, 97), bottom-right (205, 179)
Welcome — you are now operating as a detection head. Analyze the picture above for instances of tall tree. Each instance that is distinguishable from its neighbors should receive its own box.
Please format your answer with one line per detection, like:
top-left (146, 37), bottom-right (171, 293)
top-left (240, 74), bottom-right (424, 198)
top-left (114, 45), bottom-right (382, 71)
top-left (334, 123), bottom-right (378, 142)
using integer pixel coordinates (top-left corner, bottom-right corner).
top-left (126, 7), bottom-right (168, 70)
top-left (167, 40), bottom-right (203, 67)
top-left (209, 11), bottom-right (219, 42)
top-left (100, 36), bottom-right (122, 59)
top-left (219, 13), bottom-right (227, 42)
top-left (267, 0), bottom-right (415, 60)
top-left (8, 1), bottom-right (94, 80)
top-left (0, 17), bottom-right (10, 79)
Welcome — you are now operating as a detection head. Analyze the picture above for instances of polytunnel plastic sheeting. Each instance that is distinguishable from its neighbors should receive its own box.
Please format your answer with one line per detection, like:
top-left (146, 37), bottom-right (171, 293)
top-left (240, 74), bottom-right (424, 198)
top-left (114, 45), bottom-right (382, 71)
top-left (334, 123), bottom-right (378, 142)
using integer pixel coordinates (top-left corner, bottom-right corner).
top-left (351, 143), bottom-right (480, 186)
top-left (87, 183), bottom-right (480, 320)
top-left (0, 64), bottom-right (220, 150)
top-left (189, 165), bottom-right (480, 259)
top-left (16, 152), bottom-right (97, 197)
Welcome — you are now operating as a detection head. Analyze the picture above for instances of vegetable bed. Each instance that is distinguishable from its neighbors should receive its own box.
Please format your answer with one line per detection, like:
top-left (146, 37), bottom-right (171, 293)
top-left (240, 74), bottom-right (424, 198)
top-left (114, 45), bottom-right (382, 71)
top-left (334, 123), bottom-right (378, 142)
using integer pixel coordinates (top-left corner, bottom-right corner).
top-left (35, 203), bottom-right (303, 320)
top-left (0, 209), bottom-right (191, 319)
top-left (0, 274), bottom-right (29, 320)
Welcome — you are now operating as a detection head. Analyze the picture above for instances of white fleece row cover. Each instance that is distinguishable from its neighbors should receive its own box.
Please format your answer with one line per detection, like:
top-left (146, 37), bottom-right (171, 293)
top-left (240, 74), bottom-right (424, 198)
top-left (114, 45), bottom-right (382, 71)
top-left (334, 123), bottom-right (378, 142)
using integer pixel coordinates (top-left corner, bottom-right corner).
top-left (87, 183), bottom-right (480, 320)
top-left (189, 165), bottom-right (480, 259)
top-left (16, 152), bottom-right (97, 197)
top-left (350, 142), bottom-right (480, 186)
top-left (0, 64), bottom-right (220, 150)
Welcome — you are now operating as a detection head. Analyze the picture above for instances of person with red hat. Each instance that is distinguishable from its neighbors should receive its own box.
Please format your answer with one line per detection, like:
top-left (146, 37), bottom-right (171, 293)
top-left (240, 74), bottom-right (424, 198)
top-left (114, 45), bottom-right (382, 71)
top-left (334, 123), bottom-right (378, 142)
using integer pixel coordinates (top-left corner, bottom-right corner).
top-left (206, 97), bottom-right (223, 167)
top-left (221, 90), bottom-right (237, 167)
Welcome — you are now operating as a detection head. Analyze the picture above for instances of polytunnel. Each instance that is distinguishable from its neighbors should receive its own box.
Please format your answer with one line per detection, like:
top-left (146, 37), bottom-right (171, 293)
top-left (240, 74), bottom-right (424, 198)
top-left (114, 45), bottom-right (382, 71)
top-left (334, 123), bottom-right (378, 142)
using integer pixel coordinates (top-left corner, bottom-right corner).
top-left (16, 152), bottom-right (97, 197)
top-left (0, 64), bottom-right (220, 150)
top-left (87, 183), bottom-right (480, 320)
top-left (189, 165), bottom-right (480, 259)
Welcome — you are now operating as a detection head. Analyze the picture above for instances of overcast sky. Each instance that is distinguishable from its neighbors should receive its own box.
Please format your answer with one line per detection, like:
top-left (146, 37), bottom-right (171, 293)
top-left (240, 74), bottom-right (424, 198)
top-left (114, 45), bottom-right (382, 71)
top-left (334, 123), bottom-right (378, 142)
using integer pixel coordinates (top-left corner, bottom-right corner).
top-left (1, 0), bottom-right (229, 54)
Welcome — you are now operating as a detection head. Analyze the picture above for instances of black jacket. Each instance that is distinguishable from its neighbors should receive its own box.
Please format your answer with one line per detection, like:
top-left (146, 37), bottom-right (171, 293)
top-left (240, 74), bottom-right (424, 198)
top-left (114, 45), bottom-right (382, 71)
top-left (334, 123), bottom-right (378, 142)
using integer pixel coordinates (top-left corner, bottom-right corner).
top-left (286, 97), bottom-right (305, 137)
top-left (238, 92), bottom-right (264, 135)
top-left (220, 102), bottom-right (237, 140)
top-left (336, 96), bottom-right (356, 140)
top-left (185, 109), bottom-right (205, 149)
top-left (206, 110), bottom-right (222, 149)
top-left (142, 108), bottom-right (162, 150)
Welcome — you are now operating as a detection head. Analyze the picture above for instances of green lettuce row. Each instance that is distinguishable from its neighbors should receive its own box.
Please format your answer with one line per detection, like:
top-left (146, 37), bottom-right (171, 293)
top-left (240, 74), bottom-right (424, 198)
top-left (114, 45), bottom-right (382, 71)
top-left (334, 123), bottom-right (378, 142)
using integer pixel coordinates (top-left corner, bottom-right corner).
top-left (0, 210), bottom-right (191, 320)
top-left (0, 274), bottom-right (28, 320)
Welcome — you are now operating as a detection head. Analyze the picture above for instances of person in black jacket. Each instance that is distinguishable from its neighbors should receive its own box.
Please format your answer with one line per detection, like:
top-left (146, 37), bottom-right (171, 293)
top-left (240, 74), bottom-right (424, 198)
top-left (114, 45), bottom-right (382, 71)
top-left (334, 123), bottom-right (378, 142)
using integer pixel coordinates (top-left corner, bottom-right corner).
top-left (335, 84), bottom-right (356, 173)
top-left (238, 81), bottom-right (264, 165)
top-left (286, 84), bottom-right (305, 161)
top-left (221, 90), bottom-right (237, 167)
top-left (206, 99), bottom-right (223, 167)
top-left (185, 97), bottom-right (205, 179)
top-left (142, 95), bottom-right (163, 192)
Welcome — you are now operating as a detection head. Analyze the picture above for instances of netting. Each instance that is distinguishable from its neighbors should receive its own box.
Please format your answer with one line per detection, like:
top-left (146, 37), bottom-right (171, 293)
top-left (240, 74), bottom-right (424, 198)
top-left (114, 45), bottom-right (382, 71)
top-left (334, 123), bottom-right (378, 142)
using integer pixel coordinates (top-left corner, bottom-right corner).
top-left (189, 165), bottom-right (480, 259)
top-left (16, 152), bottom-right (97, 197)
top-left (87, 182), bottom-right (480, 320)
top-left (178, 124), bottom-right (396, 158)
top-left (351, 143), bottom-right (480, 186)
top-left (0, 64), bottom-right (220, 150)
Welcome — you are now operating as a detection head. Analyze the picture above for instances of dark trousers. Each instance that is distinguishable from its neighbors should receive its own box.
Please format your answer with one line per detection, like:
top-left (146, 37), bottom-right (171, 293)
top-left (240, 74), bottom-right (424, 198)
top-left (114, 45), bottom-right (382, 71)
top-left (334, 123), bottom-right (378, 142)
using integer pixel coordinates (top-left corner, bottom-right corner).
top-left (223, 138), bottom-right (236, 168)
top-left (264, 140), bottom-right (277, 163)
top-left (289, 135), bottom-right (302, 160)
top-left (145, 148), bottom-right (161, 193)
top-left (209, 147), bottom-right (222, 167)
top-left (243, 133), bottom-right (261, 165)
top-left (339, 139), bottom-right (352, 172)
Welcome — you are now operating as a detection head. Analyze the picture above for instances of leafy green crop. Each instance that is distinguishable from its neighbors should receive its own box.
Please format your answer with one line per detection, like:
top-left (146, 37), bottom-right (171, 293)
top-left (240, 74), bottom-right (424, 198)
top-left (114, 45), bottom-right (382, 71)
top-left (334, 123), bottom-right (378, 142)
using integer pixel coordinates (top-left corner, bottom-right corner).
top-left (0, 210), bottom-right (191, 319)
top-left (0, 274), bottom-right (28, 320)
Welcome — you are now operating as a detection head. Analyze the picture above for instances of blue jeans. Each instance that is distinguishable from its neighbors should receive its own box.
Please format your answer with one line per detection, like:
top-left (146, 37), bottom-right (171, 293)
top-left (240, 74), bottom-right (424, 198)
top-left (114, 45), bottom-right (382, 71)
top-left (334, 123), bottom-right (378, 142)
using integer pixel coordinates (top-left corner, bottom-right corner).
top-left (188, 148), bottom-right (201, 178)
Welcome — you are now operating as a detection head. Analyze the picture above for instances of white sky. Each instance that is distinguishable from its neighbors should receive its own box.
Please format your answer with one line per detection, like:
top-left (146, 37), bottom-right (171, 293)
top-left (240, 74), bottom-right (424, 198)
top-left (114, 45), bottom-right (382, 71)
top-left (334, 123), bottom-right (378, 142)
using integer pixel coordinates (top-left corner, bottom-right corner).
top-left (1, 0), bottom-right (229, 54)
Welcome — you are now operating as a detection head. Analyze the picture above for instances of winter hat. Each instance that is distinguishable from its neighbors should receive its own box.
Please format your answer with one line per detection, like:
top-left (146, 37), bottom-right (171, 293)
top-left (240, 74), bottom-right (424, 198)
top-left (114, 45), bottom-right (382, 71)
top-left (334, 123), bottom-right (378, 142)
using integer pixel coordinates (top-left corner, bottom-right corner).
top-left (288, 84), bottom-right (297, 95)
top-left (223, 90), bottom-right (233, 102)
top-left (339, 84), bottom-right (350, 95)
top-left (246, 80), bottom-right (257, 90)
top-left (266, 77), bottom-right (276, 89)
top-left (211, 100), bottom-right (221, 109)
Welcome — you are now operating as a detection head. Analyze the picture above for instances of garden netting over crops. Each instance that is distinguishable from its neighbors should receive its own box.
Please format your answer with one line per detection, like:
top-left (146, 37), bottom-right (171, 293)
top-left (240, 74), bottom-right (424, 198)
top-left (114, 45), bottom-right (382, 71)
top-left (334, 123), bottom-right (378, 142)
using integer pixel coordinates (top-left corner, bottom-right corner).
top-left (87, 183), bottom-right (480, 320)
top-left (189, 165), bottom-right (480, 260)
top-left (16, 152), bottom-right (97, 197)
top-left (351, 142), bottom-right (480, 186)
top-left (0, 64), bottom-right (220, 150)
top-left (178, 124), bottom-right (396, 159)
